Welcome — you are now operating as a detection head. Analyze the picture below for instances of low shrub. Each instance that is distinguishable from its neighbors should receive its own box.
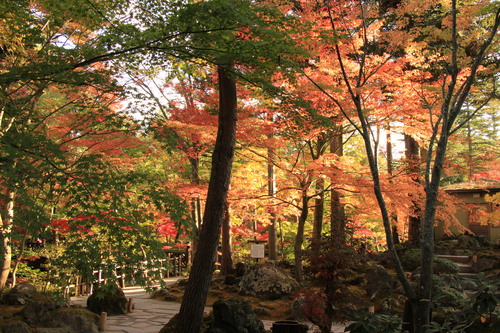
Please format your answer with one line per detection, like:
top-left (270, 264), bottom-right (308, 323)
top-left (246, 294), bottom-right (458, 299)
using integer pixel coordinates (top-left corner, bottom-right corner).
top-left (434, 257), bottom-right (460, 274)
top-left (345, 311), bottom-right (401, 333)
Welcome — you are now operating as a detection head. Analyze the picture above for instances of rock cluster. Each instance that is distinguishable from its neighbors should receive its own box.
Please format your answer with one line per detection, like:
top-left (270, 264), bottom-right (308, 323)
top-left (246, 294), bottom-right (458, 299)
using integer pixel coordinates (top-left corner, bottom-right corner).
top-left (238, 264), bottom-right (299, 300)
top-left (0, 282), bottom-right (100, 333)
top-left (86, 284), bottom-right (128, 315)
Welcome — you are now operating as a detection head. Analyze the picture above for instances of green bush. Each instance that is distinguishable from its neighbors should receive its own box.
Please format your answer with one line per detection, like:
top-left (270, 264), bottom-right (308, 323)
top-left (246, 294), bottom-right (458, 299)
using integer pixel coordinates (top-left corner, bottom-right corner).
top-left (399, 250), bottom-right (459, 274)
top-left (434, 258), bottom-right (460, 274)
top-left (400, 249), bottom-right (422, 271)
top-left (345, 312), bottom-right (401, 333)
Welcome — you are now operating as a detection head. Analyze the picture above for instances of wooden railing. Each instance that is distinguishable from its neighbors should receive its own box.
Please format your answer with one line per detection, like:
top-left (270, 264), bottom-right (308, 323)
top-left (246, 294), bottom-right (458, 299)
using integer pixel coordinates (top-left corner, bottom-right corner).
top-left (65, 247), bottom-right (190, 297)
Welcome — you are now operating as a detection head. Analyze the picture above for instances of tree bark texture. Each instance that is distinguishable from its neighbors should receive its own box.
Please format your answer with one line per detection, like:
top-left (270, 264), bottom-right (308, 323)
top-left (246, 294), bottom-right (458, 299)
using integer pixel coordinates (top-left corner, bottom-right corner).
top-left (175, 64), bottom-right (237, 333)
top-left (294, 192), bottom-right (309, 282)
top-left (405, 133), bottom-right (421, 248)
top-left (0, 189), bottom-right (15, 289)
top-left (311, 178), bottom-right (324, 261)
top-left (220, 199), bottom-right (233, 275)
top-left (267, 143), bottom-right (278, 261)
top-left (330, 131), bottom-right (345, 247)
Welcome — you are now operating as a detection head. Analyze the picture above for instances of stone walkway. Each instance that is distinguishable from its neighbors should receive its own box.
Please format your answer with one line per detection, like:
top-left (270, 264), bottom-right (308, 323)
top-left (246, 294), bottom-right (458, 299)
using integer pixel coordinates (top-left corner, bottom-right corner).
top-left (70, 278), bottom-right (346, 333)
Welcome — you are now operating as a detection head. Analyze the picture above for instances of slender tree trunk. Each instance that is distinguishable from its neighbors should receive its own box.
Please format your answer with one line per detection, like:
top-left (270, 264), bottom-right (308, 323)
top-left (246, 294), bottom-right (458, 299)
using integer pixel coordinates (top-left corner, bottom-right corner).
top-left (466, 120), bottom-right (473, 181)
top-left (0, 189), bottom-right (15, 289)
top-left (267, 142), bottom-right (278, 261)
top-left (405, 133), bottom-right (421, 248)
top-left (387, 125), bottom-right (400, 244)
top-left (294, 191), bottom-right (309, 282)
top-left (189, 157), bottom-right (203, 256)
top-left (311, 178), bottom-right (324, 261)
top-left (175, 64), bottom-right (237, 333)
top-left (11, 227), bottom-right (30, 288)
top-left (386, 125), bottom-right (394, 176)
top-left (220, 198), bottom-right (233, 275)
top-left (310, 135), bottom-right (327, 259)
top-left (330, 131), bottom-right (345, 247)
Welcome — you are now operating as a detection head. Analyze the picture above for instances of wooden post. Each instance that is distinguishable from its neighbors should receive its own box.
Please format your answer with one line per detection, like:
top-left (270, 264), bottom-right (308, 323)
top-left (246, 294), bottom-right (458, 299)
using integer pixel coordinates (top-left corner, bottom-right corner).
top-left (99, 312), bottom-right (107, 331)
top-left (368, 305), bottom-right (375, 314)
top-left (166, 253), bottom-right (171, 278)
top-left (128, 298), bottom-right (134, 313)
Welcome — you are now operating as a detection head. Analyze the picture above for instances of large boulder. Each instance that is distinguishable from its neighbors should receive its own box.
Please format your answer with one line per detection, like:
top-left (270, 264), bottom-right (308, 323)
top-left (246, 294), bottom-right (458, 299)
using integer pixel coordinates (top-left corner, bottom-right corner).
top-left (365, 264), bottom-right (395, 298)
top-left (22, 296), bottom-right (58, 326)
top-left (239, 264), bottom-right (299, 300)
top-left (0, 320), bottom-right (31, 333)
top-left (86, 285), bottom-right (128, 315)
top-left (53, 307), bottom-right (100, 333)
top-left (206, 299), bottom-right (266, 333)
top-left (3, 282), bottom-right (37, 305)
top-left (457, 234), bottom-right (481, 250)
top-left (473, 257), bottom-right (499, 273)
top-left (151, 288), bottom-right (177, 302)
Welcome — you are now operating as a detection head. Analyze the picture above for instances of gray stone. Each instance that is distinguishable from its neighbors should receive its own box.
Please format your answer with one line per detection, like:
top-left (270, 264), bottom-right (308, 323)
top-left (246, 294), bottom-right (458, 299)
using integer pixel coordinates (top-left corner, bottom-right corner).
top-left (3, 282), bottom-right (37, 305)
top-left (207, 299), bottom-right (266, 333)
top-left (22, 297), bottom-right (57, 326)
top-left (365, 264), bottom-right (395, 298)
top-left (53, 307), bottom-right (100, 333)
top-left (0, 320), bottom-right (31, 333)
top-left (235, 262), bottom-right (247, 277)
top-left (36, 328), bottom-right (70, 333)
top-left (86, 285), bottom-right (127, 315)
top-left (176, 278), bottom-right (189, 287)
top-left (457, 234), bottom-right (480, 250)
top-left (151, 288), bottom-right (177, 301)
top-left (223, 275), bottom-right (240, 286)
top-left (473, 258), bottom-right (498, 273)
top-left (239, 264), bottom-right (299, 300)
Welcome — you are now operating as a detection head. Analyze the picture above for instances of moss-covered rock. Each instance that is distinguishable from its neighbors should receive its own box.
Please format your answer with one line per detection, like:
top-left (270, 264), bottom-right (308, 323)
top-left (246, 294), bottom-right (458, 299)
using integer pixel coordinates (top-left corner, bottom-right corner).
top-left (239, 264), bottom-right (299, 300)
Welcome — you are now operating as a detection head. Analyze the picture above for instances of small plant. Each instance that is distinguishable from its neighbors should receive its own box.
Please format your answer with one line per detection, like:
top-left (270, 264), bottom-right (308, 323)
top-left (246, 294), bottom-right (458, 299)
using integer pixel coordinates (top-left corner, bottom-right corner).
top-left (426, 319), bottom-right (468, 333)
top-left (428, 275), bottom-right (499, 332)
top-left (433, 257), bottom-right (460, 274)
top-left (344, 311), bottom-right (401, 333)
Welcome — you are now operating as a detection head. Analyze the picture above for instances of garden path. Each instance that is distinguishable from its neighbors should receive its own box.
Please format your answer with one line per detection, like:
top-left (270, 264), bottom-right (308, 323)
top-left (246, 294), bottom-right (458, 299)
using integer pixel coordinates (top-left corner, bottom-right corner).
top-left (70, 277), bottom-right (346, 333)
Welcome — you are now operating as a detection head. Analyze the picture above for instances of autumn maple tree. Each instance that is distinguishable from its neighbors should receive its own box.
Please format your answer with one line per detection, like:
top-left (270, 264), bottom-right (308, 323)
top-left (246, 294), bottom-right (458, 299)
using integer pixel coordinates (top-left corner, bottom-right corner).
top-left (293, 0), bottom-right (500, 331)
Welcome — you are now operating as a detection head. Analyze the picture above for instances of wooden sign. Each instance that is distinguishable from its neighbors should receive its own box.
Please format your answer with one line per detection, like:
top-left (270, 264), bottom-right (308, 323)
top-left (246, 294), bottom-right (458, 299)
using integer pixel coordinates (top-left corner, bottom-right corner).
top-left (250, 244), bottom-right (265, 258)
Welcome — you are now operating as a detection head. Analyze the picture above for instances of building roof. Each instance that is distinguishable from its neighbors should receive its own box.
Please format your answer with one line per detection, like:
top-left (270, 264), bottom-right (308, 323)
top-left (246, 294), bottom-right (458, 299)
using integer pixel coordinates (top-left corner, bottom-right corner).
top-left (443, 180), bottom-right (500, 193)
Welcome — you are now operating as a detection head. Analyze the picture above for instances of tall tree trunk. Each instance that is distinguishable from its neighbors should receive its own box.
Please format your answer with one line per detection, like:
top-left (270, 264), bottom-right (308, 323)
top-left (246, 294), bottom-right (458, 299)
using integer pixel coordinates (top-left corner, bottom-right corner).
top-left (220, 198), bottom-right (233, 275)
top-left (311, 178), bottom-right (324, 261)
top-left (294, 192), bottom-right (309, 282)
top-left (405, 133), bottom-right (421, 248)
top-left (0, 189), bottom-right (15, 289)
top-left (175, 64), bottom-right (237, 333)
top-left (387, 125), bottom-right (400, 244)
top-left (267, 141), bottom-right (278, 261)
top-left (189, 157), bottom-right (202, 257)
top-left (386, 125), bottom-right (394, 176)
top-left (330, 131), bottom-right (345, 247)
top-left (310, 135), bottom-right (327, 259)
top-left (466, 120), bottom-right (473, 181)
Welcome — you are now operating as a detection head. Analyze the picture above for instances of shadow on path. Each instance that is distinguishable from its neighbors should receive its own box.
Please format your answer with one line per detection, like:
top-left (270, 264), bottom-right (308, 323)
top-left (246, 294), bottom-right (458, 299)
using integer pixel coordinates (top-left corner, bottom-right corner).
top-left (70, 278), bottom-right (346, 333)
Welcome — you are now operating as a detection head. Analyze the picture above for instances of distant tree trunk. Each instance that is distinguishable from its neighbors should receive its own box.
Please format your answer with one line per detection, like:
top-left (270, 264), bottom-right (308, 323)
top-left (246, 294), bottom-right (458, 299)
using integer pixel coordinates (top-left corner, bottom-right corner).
top-left (386, 124), bottom-right (394, 176)
top-left (189, 156), bottom-right (202, 256)
top-left (330, 131), bottom-right (345, 247)
top-left (220, 198), bottom-right (233, 275)
top-left (311, 178), bottom-right (324, 261)
top-left (387, 125), bottom-right (400, 244)
top-left (267, 140), bottom-right (278, 261)
top-left (175, 63), bottom-right (237, 333)
top-left (466, 119), bottom-right (473, 181)
top-left (310, 134), bottom-right (327, 260)
top-left (0, 189), bottom-right (15, 289)
top-left (405, 133), bottom-right (421, 248)
top-left (294, 191), bottom-right (310, 282)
